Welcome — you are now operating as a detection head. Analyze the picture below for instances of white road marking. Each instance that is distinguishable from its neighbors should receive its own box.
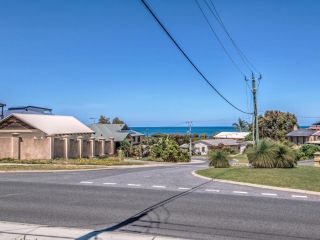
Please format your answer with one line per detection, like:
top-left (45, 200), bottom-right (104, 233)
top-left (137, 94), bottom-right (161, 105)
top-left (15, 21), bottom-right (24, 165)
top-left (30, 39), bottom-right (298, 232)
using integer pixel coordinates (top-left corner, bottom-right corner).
top-left (291, 195), bottom-right (308, 198)
top-left (80, 181), bottom-right (93, 184)
top-left (261, 193), bottom-right (278, 196)
top-left (205, 189), bottom-right (220, 192)
top-left (103, 182), bottom-right (117, 185)
top-left (127, 184), bottom-right (141, 187)
top-left (178, 187), bottom-right (190, 190)
top-left (233, 191), bottom-right (248, 194)
top-left (152, 185), bottom-right (166, 188)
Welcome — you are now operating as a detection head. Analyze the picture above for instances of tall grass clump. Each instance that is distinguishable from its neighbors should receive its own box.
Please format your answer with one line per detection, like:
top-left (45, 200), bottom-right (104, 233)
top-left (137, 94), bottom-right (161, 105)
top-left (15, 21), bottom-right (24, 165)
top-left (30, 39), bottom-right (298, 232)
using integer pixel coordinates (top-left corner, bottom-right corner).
top-left (247, 139), bottom-right (296, 168)
top-left (209, 150), bottom-right (230, 168)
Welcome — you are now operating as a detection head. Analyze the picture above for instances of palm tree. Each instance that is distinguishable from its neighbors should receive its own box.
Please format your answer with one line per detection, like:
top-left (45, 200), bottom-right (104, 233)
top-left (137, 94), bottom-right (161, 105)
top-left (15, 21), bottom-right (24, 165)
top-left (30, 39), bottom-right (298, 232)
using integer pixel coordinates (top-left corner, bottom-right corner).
top-left (232, 118), bottom-right (249, 132)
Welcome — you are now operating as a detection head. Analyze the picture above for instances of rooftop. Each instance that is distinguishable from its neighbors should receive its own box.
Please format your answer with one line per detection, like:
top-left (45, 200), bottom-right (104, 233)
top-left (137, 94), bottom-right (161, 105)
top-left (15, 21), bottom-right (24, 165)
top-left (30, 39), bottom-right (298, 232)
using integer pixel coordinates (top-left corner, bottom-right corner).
top-left (89, 124), bottom-right (144, 142)
top-left (0, 113), bottom-right (93, 136)
top-left (286, 129), bottom-right (318, 137)
top-left (194, 139), bottom-right (240, 146)
top-left (214, 132), bottom-right (250, 139)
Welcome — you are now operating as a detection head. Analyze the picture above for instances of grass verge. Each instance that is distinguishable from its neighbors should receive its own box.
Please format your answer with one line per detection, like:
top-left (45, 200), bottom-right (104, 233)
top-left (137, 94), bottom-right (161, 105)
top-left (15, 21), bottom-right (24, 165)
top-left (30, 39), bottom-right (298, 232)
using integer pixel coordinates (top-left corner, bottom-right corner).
top-left (196, 167), bottom-right (320, 192)
top-left (0, 158), bottom-right (143, 171)
top-left (229, 153), bottom-right (248, 164)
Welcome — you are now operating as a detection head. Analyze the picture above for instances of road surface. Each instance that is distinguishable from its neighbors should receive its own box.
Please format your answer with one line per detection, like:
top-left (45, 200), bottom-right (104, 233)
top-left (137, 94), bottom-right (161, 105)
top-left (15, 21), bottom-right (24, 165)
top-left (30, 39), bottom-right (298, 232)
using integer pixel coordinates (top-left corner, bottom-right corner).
top-left (0, 160), bottom-right (319, 240)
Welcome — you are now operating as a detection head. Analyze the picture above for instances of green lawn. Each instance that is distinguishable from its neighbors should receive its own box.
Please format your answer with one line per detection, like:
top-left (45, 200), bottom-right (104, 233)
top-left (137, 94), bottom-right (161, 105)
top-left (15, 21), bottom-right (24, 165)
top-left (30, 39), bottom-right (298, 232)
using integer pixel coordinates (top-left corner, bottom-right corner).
top-left (197, 167), bottom-right (320, 192)
top-left (0, 158), bottom-right (142, 171)
top-left (229, 153), bottom-right (248, 164)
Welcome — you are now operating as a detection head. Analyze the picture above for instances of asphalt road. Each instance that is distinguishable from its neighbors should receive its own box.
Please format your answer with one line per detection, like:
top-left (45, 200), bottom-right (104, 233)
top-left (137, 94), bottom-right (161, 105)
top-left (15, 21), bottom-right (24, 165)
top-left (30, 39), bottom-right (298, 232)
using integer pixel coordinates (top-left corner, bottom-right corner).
top-left (0, 161), bottom-right (319, 240)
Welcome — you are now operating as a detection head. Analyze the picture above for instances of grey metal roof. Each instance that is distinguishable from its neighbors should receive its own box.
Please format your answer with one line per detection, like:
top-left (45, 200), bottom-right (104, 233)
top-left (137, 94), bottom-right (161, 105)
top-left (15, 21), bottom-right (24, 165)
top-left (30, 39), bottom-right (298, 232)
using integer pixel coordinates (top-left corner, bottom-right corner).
top-left (194, 139), bottom-right (240, 146)
top-left (286, 129), bottom-right (317, 137)
top-left (89, 124), bottom-right (144, 142)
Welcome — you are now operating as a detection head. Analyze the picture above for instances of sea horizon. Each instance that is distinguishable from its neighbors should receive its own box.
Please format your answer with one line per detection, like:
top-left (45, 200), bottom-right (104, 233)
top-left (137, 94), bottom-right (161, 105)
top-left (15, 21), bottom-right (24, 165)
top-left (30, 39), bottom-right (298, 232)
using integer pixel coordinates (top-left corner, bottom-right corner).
top-left (131, 126), bottom-right (237, 137)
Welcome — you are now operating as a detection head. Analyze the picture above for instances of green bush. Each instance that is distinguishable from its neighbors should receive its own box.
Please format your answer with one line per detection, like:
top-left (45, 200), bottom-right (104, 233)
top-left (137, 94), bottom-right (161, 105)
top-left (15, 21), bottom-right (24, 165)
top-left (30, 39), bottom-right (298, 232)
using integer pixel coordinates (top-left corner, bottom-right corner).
top-left (209, 150), bottom-right (230, 168)
top-left (297, 144), bottom-right (320, 160)
top-left (150, 137), bottom-right (190, 162)
top-left (247, 139), bottom-right (296, 168)
top-left (247, 139), bottom-right (276, 168)
top-left (274, 143), bottom-right (297, 168)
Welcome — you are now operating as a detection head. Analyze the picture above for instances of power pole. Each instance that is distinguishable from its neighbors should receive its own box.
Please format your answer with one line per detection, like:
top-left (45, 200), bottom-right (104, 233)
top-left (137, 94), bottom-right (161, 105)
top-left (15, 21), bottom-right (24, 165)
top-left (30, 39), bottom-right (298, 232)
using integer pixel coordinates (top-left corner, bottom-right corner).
top-left (249, 72), bottom-right (261, 143)
top-left (186, 121), bottom-right (193, 157)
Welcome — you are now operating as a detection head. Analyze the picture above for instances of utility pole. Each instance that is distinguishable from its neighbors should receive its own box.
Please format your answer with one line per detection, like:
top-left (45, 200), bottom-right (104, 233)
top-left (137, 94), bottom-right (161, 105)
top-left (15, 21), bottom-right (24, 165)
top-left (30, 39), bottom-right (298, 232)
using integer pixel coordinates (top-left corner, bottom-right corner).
top-left (249, 72), bottom-right (261, 144)
top-left (186, 121), bottom-right (193, 157)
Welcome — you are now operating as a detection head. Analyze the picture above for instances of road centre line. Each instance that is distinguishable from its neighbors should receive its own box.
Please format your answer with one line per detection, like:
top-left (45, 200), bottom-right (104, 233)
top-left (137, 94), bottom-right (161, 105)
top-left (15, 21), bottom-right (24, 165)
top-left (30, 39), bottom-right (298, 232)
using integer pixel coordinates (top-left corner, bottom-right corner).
top-left (261, 193), bottom-right (277, 196)
top-left (205, 189), bottom-right (220, 192)
top-left (178, 187), bottom-right (190, 190)
top-left (127, 184), bottom-right (141, 187)
top-left (103, 182), bottom-right (117, 185)
top-left (80, 181), bottom-right (93, 184)
top-left (152, 185), bottom-right (166, 188)
top-left (291, 195), bottom-right (308, 198)
top-left (233, 191), bottom-right (248, 194)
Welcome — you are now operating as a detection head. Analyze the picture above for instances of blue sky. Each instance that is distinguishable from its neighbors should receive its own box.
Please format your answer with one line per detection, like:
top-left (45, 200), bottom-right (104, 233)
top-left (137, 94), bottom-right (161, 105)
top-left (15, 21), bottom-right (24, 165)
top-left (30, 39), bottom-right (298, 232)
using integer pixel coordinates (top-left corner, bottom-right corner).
top-left (0, 0), bottom-right (319, 126)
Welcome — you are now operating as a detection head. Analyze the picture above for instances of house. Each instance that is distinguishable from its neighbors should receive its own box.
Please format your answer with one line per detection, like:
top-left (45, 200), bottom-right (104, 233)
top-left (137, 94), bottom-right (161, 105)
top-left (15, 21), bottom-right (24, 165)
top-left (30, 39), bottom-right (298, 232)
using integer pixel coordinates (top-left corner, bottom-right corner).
top-left (89, 123), bottom-right (144, 148)
top-left (0, 113), bottom-right (116, 160)
top-left (286, 129), bottom-right (320, 145)
top-left (193, 139), bottom-right (245, 155)
top-left (214, 132), bottom-right (250, 140)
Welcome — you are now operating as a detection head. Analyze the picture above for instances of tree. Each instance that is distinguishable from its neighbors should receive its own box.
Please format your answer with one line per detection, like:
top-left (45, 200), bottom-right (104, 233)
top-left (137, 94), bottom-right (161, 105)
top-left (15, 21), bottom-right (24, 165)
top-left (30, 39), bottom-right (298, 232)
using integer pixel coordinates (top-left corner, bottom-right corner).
top-left (258, 111), bottom-right (298, 141)
top-left (232, 118), bottom-right (249, 132)
top-left (98, 115), bottom-right (110, 124)
top-left (112, 117), bottom-right (129, 129)
top-left (120, 140), bottom-right (131, 157)
top-left (112, 117), bottom-right (125, 124)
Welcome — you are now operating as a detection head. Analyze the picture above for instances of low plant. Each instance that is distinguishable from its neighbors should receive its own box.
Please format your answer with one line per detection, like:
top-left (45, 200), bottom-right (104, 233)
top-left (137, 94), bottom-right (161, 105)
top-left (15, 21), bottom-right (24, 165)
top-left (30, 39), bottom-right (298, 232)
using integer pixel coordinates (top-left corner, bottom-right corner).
top-left (247, 139), bottom-right (276, 168)
top-left (297, 144), bottom-right (320, 160)
top-left (247, 139), bottom-right (297, 168)
top-left (209, 150), bottom-right (230, 168)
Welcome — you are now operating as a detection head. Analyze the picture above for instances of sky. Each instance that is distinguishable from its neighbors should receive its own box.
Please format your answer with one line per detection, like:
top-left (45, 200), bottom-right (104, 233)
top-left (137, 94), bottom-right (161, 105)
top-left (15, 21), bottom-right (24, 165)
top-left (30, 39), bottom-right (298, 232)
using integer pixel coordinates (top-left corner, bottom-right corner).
top-left (0, 0), bottom-right (319, 127)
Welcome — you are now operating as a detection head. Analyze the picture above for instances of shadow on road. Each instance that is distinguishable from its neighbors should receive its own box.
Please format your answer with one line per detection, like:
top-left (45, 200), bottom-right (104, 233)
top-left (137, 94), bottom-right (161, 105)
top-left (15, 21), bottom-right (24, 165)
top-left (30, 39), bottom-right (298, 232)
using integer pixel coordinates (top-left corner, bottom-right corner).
top-left (75, 180), bottom-right (212, 240)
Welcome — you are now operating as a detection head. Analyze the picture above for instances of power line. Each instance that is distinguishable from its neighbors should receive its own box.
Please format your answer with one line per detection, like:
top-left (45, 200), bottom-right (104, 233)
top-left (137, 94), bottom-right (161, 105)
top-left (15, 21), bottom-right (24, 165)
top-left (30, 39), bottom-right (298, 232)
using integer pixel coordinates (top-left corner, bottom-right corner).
top-left (140, 0), bottom-right (252, 115)
top-left (205, 0), bottom-right (260, 74)
top-left (194, 0), bottom-right (246, 77)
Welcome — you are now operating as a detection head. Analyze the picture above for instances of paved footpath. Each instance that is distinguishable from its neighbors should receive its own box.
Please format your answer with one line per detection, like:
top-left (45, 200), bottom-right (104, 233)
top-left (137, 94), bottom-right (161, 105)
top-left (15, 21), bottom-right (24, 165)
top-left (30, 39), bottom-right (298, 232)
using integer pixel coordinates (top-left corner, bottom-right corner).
top-left (0, 160), bottom-right (320, 239)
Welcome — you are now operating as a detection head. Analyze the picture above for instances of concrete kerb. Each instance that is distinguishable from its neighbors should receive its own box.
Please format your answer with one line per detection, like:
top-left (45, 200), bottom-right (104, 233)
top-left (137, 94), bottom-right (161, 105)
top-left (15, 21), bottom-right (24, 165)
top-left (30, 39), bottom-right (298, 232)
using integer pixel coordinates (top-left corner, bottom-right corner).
top-left (191, 170), bottom-right (320, 196)
top-left (0, 159), bottom-right (204, 173)
top-left (0, 221), bottom-right (190, 240)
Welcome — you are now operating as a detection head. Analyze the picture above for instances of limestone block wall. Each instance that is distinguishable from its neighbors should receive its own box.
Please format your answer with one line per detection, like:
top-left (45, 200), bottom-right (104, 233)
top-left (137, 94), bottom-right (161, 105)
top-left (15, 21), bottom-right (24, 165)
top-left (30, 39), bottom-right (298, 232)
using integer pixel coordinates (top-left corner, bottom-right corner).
top-left (53, 138), bottom-right (65, 158)
top-left (69, 139), bottom-right (79, 159)
top-left (20, 137), bottom-right (51, 160)
top-left (82, 140), bottom-right (91, 158)
top-left (0, 138), bottom-right (12, 159)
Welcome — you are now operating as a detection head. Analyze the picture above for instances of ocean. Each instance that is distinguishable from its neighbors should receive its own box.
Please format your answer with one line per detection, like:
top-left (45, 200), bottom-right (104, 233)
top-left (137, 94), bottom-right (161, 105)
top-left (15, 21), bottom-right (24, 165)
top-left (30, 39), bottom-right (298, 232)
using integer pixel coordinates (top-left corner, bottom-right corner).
top-left (131, 126), bottom-right (236, 137)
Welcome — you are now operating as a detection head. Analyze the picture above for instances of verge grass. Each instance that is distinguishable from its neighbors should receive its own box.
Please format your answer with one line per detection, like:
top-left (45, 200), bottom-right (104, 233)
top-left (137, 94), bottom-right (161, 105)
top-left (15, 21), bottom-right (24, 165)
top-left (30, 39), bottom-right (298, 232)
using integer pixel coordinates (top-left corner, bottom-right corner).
top-left (197, 166), bottom-right (320, 192)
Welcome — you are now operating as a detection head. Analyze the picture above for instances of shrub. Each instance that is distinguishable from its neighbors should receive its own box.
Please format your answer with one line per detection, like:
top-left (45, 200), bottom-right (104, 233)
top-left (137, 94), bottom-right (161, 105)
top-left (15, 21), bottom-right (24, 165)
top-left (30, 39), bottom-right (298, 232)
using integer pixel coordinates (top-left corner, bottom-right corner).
top-left (150, 137), bottom-right (190, 162)
top-left (209, 150), bottom-right (230, 168)
top-left (247, 139), bottom-right (276, 168)
top-left (274, 143), bottom-right (297, 168)
top-left (247, 139), bottom-right (297, 168)
top-left (297, 144), bottom-right (320, 160)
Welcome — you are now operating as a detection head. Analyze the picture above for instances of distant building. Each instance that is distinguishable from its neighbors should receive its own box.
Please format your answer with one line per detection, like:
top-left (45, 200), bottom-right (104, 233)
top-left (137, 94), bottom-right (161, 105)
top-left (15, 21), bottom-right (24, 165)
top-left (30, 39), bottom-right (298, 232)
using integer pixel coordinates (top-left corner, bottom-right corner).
top-left (193, 139), bottom-right (246, 155)
top-left (213, 132), bottom-right (250, 140)
top-left (0, 103), bottom-right (6, 119)
top-left (4, 106), bottom-right (52, 117)
top-left (286, 129), bottom-right (320, 145)
top-left (0, 113), bottom-right (116, 160)
top-left (89, 124), bottom-right (144, 148)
